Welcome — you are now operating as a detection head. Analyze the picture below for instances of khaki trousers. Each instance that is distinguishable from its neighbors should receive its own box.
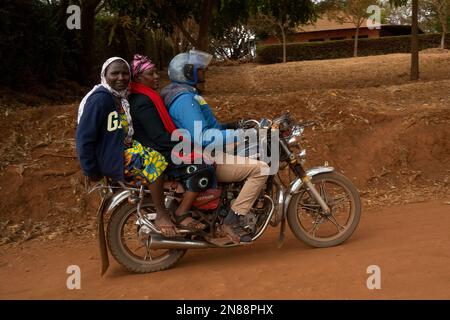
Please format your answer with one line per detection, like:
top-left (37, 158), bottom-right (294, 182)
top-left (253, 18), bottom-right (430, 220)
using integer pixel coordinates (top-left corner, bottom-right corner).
top-left (214, 153), bottom-right (269, 215)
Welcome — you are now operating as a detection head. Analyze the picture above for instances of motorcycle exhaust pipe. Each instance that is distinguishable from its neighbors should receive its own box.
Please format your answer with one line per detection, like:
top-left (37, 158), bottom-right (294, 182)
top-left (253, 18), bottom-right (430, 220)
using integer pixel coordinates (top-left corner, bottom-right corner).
top-left (149, 235), bottom-right (215, 249)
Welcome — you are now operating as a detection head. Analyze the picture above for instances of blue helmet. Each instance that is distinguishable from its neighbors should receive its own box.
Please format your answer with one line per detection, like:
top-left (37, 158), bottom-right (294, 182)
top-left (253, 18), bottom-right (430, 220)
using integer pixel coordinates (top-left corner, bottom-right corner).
top-left (168, 50), bottom-right (213, 85)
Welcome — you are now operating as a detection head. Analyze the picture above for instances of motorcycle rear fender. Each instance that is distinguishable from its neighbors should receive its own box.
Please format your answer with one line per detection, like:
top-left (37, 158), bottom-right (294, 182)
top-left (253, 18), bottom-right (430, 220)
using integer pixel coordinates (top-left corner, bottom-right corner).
top-left (97, 190), bottom-right (130, 276)
top-left (105, 190), bottom-right (131, 215)
top-left (283, 166), bottom-right (334, 216)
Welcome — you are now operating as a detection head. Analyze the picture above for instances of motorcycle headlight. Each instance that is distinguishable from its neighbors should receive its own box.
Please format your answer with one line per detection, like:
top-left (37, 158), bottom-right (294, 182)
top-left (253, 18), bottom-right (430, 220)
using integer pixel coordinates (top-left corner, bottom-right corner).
top-left (287, 125), bottom-right (304, 146)
top-left (287, 135), bottom-right (301, 146)
top-left (292, 125), bottom-right (304, 137)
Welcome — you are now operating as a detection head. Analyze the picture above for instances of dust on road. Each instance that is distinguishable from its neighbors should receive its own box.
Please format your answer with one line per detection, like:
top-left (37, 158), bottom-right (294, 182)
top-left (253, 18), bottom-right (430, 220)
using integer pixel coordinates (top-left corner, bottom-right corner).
top-left (1, 200), bottom-right (449, 299)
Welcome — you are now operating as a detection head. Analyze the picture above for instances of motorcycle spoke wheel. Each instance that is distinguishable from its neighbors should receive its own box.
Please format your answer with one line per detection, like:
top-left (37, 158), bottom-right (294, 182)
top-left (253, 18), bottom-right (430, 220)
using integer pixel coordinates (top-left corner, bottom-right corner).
top-left (107, 200), bottom-right (186, 273)
top-left (287, 172), bottom-right (361, 248)
top-left (120, 206), bottom-right (171, 263)
top-left (298, 181), bottom-right (352, 240)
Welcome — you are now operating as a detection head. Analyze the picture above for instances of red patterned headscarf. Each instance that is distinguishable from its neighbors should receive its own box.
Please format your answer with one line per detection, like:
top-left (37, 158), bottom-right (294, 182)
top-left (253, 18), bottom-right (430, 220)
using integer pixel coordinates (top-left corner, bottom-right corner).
top-left (131, 54), bottom-right (155, 79)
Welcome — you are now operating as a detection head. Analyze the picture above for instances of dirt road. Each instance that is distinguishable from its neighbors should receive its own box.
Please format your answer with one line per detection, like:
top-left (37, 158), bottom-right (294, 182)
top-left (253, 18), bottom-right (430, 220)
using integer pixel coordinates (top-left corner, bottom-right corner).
top-left (1, 200), bottom-right (449, 300)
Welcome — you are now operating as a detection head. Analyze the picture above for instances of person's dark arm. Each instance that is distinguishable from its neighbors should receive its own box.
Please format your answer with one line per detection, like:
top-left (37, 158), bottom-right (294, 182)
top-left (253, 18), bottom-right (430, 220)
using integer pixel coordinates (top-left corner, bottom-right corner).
top-left (132, 98), bottom-right (179, 151)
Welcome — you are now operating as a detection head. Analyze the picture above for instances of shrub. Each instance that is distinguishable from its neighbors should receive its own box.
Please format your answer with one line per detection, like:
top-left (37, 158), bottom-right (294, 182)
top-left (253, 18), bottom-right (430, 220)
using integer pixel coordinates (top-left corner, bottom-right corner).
top-left (256, 33), bottom-right (450, 64)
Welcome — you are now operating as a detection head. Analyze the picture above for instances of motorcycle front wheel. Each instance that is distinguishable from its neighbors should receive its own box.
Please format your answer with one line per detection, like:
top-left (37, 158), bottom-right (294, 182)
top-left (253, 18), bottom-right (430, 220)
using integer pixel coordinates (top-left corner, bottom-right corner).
top-left (107, 200), bottom-right (186, 273)
top-left (287, 172), bottom-right (361, 248)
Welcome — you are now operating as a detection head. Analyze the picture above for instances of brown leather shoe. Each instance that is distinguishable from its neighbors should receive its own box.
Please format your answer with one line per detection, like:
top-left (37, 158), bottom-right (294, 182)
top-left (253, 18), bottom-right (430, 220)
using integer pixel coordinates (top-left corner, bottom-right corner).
top-left (222, 222), bottom-right (253, 244)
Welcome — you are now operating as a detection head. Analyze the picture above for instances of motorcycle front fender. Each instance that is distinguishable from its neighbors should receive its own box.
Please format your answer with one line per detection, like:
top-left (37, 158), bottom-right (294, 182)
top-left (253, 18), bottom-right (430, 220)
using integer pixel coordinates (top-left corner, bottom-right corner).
top-left (283, 166), bottom-right (334, 216)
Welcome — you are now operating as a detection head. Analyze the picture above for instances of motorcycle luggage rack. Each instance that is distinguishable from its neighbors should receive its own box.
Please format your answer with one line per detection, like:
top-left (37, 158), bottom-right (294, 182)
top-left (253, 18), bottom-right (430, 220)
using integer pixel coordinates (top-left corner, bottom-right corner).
top-left (87, 178), bottom-right (153, 195)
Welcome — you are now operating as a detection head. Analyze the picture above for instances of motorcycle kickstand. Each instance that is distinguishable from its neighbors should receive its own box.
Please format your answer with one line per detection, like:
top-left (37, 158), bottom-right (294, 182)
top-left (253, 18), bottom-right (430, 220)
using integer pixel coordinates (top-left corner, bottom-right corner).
top-left (277, 217), bottom-right (286, 249)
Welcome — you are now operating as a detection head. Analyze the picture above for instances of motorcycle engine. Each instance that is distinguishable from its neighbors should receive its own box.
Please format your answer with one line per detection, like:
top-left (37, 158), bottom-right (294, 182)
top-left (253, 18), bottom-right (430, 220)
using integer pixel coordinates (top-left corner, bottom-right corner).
top-left (217, 182), bottom-right (271, 234)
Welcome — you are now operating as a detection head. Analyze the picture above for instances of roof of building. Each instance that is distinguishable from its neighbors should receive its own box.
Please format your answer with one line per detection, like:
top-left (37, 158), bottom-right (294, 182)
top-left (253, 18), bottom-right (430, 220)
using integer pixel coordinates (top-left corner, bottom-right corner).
top-left (294, 13), bottom-right (421, 35)
top-left (296, 14), bottom-right (369, 33)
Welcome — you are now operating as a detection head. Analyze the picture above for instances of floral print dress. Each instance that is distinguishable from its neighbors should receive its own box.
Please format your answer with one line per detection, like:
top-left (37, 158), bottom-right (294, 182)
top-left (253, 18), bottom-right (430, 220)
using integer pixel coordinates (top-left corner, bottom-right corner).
top-left (120, 105), bottom-right (168, 185)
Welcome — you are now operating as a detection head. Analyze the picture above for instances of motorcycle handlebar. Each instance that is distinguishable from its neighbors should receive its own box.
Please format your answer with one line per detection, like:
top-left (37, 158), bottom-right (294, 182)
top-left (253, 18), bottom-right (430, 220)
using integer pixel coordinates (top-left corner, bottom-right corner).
top-left (240, 117), bottom-right (318, 130)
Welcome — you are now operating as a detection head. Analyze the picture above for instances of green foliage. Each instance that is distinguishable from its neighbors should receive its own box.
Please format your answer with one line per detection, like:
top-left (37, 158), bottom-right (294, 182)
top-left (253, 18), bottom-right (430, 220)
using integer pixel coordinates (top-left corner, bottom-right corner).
top-left (389, 0), bottom-right (409, 7)
top-left (210, 0), bottom-right (252, 38)
top-left (256, 33), bottom-right (450, 63)
top-left (211, 25), bottom-right (254, 60)
top-left (0, 0), bottom-right (321, 88)
top-left (255, 0), bottom-right (317, 27)
top-left (104, 0), bottom-right (250, 52)
top-left (0, 0), bottom-right (178, 88)
top-left (435, 15), bottom-right (450, 33)
top-left (0, 0), bottom-right (70, 87)
top-left (94, 14), bottom-right (175, 71)
top-left (319, 0), bottom-right (380, 25)
top-left (249, 0), bottom-right (317, 62)
top-left (105, 0), bottom-right (191, 34)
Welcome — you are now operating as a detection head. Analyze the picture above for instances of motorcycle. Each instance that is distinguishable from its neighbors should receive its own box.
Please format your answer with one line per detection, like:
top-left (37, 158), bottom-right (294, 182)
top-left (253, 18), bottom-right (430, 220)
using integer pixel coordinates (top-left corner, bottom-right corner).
top-left (91, 113), bottom-right (361, 275)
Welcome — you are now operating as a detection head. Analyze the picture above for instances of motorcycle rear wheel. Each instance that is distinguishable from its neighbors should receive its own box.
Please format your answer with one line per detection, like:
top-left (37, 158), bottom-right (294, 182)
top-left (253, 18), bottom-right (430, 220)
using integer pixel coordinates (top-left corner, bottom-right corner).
top-left (107, 200), bottom-right (186, 273)
top-left (287, 172), bottom-right (361, 248)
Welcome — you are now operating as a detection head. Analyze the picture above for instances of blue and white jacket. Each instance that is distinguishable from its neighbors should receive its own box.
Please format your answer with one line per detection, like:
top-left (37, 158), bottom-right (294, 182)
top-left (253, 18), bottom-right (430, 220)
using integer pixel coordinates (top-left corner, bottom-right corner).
top-left (76, 86), bottom-right (125, 181)
top-left (160, 83), bottom-right (237, 149)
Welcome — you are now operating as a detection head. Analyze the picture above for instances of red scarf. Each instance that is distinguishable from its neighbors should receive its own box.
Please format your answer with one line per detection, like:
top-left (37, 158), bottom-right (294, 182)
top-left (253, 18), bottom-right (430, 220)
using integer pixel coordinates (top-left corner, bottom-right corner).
top-left (129, 82), bottom-right (177, 133)
top-left (129, 82), bottom-right (213, 165)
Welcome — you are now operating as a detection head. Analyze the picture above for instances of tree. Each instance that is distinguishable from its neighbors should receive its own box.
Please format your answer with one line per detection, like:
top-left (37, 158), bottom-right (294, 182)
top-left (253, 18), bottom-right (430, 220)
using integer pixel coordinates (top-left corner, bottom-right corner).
top-left (382, 0), bottom-right (412, 25)
top-left (0, 0), bottom-right (66, 86)
top-left (321, 0), bottom-right (379, 57)
top-left (210, 25), bottom-right (255, 61)
top-left (252, 0), bottom-right (317, 63)
top-left (77, 0), bottom-right (104, 84)
top-left (153, 0), bottom-right (252, 52)
top-left (410, 0), bottom-right (419, 80)
top-left (423, 0), bottom-right (449, 49)
top-left (106, 0), bottom-right (252, 56)
top-left (389, 0), bottom-right (419, 80)
top-left (248, 12), bottom-right (295, 63)
top-left (43, 0), bottom-right (104, 84)
top-left (170, 18), bottom-right (199, 53)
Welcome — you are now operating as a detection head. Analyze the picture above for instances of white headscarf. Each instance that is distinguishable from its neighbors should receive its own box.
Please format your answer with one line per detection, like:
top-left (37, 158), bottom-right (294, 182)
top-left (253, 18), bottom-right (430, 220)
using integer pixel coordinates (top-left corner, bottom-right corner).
top-left (77, 57), bottom-right (134, 144)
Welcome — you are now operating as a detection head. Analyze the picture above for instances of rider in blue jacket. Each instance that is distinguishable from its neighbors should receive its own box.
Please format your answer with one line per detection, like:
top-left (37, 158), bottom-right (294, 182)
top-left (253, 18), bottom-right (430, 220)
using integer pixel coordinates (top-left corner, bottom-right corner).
top-left (161, 52), bottom-right (239, 149)
top-left (160, 50), bottom-right (269, 245)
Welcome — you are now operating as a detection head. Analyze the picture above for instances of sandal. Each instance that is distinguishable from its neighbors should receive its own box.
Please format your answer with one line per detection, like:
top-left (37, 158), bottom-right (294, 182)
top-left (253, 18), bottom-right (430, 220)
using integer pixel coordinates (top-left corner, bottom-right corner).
top-left (154, 213), bottom-right (179, 237)
top-left (174, 211), bottom-right (207, 231)
top-left (155, 223), bottom-right (179, 237)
